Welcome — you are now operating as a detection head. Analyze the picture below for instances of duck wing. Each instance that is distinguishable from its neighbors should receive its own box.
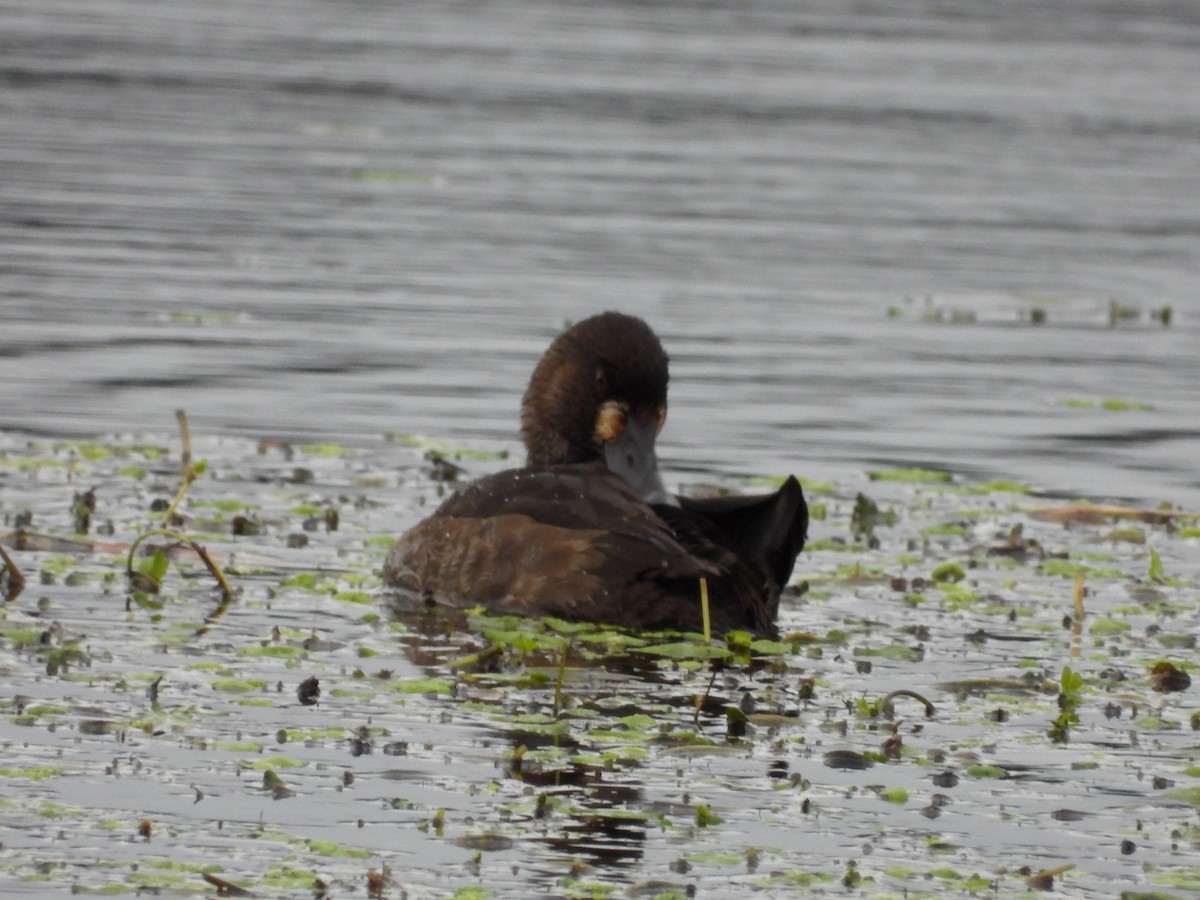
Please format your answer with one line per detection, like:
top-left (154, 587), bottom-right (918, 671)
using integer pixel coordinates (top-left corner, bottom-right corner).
top-left (674, 475), bottom-right (808, 592)
top-left (383, 463), bottom-right (721, 630)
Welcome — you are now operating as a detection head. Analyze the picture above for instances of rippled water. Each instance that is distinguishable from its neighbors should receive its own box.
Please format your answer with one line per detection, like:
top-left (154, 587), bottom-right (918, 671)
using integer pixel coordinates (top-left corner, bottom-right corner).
top-left (2, 0), bottom-right (1199, 507)
top-left (3, 7), bottom-right (1200, 894)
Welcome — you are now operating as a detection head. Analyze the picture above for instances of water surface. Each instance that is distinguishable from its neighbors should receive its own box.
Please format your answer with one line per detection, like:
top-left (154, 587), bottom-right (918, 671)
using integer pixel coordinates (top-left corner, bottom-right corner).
top-left (3, 0), bottom-right (1199, 506)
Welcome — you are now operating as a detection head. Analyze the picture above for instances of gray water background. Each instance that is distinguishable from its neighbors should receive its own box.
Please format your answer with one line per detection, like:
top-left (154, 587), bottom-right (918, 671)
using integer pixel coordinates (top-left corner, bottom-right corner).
top-left (3, 0), bottom-right (1199, 506)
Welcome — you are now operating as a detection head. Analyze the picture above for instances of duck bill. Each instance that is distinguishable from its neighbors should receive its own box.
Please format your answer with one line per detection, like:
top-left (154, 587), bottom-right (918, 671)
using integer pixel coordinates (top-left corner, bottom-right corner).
top-left (602, 414), bottom-right (676, 506)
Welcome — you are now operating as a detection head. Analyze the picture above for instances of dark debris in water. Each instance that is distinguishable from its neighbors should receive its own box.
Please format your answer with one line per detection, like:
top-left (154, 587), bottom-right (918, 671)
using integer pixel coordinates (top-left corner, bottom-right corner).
top-left (0, 430), bottom-right (1198, 898)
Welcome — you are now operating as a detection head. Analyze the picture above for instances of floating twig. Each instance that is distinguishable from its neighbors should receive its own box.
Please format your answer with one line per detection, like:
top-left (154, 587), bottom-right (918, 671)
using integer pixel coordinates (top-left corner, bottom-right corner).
top-left (699, 576), bottom-right (711, 643)
top-left (878, 689), bottom-right (936, 719)
top-left (1025, 861), bottom-right (1075, 890)
top-left (201, 870), bottom-right (255, 897)
top-left (0, 543), bottom-right (26, 601)
top-left (1030, 505), bottom-right (1198, 525)
top-left (175, 408), bottom-right (192, 474)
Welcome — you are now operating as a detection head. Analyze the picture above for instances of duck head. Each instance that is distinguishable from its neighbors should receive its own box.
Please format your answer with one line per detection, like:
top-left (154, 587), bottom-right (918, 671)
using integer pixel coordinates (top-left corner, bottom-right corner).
top-left (521, 312), bottom-right (674, 504)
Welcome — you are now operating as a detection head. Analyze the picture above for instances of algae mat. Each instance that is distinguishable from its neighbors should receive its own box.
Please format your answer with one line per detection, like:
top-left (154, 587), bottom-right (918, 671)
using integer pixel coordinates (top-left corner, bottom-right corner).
top-left (0, 431), bottom-right (1197, 898)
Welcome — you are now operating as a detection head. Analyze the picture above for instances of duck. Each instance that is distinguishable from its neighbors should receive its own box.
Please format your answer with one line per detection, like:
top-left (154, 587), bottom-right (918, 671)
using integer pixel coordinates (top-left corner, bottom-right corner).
top-left (382, 311), bottom-right (808, 636)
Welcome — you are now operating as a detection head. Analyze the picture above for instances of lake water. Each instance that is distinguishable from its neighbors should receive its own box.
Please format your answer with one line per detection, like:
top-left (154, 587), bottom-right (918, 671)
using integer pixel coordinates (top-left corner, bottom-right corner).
top-left (3, 4), bottom-right (1200, 897)
top-left (3, 0), bottom-right (1199, 507)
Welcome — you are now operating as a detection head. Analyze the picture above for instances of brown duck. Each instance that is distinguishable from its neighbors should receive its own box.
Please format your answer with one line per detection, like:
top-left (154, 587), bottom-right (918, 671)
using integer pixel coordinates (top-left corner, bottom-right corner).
top-left (383, 312), bottom-right (807, 636)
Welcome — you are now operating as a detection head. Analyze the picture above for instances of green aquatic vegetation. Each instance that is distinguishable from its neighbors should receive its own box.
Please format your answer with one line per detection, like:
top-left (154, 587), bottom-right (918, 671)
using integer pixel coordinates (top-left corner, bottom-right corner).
top-left (687, 850), bottom-right (746, 866)
top-left (1165, 787), bottom-right (1200, 807)
top-left (0, 451), bottom-right (67, 470)
top-left (304, 838), bottom-right (371, 858)
top-left (276, 727), bottom-right (349, 742)
top-left (446, 888), bottom-right (493, 900)
top-left (0, 766), bottom-right (62, 781)
top-left (742, 473), bottom-right (829, 493)
top-left (334, 589), bottom-right (372, 604)
top-left (214, 740), bottom-right (263, 752)
top-left (126, 869), bottom-right (192, 889)
top-left (280, 572), bottom-right (335, 593)
top-left (1089, 618), bottom-right (1132, 635)
top-left (45, 642), bottom-right (89, 674)
top-left (1102, 525), bottom-right (1146, 544)
top-left (286, 503), bottom-right (324, 516)
top-left (637, 641), bottom-right (731, 661)
top-left (191, 498), bottom-right (257, 512)
top-left (965, 763), bottom-right (1009, 779)
top-left (827, 561), bottom-right (888, 580)
top-left (931, 561), bottom-right (966, 582)
top-left (1150, 865), bottom-right (1200, 891)
top-left (1049, 666), bottom-right (1085, 743)
top-left (868, 467), bottom-right (952, 484)
top-left (574, 630), bottom-right (648, 653)
top-left (185, 660), bottom-right (234, 673)
top-left (936, 582), bottom-right (979, 609)
top-left (379, 677), bottom-right (454, 695)
top-left (237, 644), bottom-right (301, 658)
top-left (353, 169), bottom-right (436, 184)
top-left (1102, 397), bottom-right (1153, 412)
top-left (850, 492), bottom-right (897, 537)
top-left (752, 870), bottom-right (834, 889)
top-left (798, 477), bottom-right (836, 494)
top-left (923, 523), bottom-right (968, 537)
top-left (558, 879), bottom-right (618, 899)
top-left (695, 804), bottom-right (721, 827)
top-left (1059, 397), bottom-right (1153, 412)
top-left (1132, 715), bottom-right (1181, 731)
top-left (962, 480), bottom-right (1033, 496)
top-left (1148, 547), bottom-right (1170, 584)
top-left (21, 704), bottom-right (68, 717)
top-left (210, 677), bottom-right (268, 693)
top-left (134, 548), bottom-right (170, 591)
top-left (1039, 558), bottom-right (1127, 579)
top-left (257, 866), bottom-right (320, 891)
top-left (747, 638), bottom-right (798, 656)
top-left (854, 643), bottom-right (924, 663)
top-left (806, 538), bottom-right (865, 552)
top-left (39, 555), bottom-right (79, 578)
top-left (0, 626), bottom-right (48, 648)
top-left (299, 443), bottom-right (359, 458)
top-left (245, 755), bottom-right (306, 770)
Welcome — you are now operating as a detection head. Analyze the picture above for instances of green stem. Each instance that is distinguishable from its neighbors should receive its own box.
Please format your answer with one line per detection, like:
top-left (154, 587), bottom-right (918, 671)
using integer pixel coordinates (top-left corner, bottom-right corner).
top-left (126, 528), bottom-right (235, 603)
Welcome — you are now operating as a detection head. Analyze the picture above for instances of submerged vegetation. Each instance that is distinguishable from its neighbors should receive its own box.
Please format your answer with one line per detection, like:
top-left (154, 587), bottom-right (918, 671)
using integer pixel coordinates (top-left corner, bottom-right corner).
top-left (0, 428), bottom-right (1198, 898)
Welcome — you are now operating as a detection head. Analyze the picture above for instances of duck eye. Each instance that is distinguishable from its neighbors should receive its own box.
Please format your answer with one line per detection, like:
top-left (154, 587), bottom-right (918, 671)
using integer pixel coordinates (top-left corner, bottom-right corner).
top-left (593, 365), bottom-right (609, 393)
